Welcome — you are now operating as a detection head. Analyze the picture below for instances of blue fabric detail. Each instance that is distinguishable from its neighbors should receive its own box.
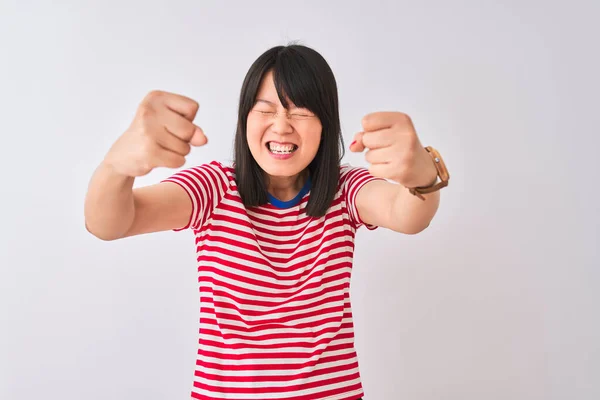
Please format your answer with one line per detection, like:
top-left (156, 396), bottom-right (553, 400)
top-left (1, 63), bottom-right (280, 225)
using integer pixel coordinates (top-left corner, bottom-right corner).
top-left (268, 175), bottom-right (312, 208)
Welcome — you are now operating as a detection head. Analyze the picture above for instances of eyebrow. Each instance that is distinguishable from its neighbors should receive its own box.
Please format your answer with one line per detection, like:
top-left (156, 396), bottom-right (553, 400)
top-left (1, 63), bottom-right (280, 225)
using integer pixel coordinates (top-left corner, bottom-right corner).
top-left (255, 99), bottom-right (305, 111)
top-left (255, 99), bottom-right (277, 106)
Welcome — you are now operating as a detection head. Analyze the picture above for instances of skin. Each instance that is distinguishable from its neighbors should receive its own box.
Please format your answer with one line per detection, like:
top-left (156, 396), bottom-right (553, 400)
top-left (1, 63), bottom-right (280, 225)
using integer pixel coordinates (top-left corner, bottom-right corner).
top-left (84, 74), bottom-right (442, 241)
top-left (350, 112), bottom-right (441, 234)
top-left (245, 71), bottom-right (442, 234)
top-left (246, 70), bottom-right (322, 201)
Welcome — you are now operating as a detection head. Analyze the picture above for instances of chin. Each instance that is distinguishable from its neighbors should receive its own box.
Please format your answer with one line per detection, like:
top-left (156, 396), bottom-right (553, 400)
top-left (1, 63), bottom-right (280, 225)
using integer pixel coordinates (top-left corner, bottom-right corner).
top-left (259, 163), bottom-right (304, 178)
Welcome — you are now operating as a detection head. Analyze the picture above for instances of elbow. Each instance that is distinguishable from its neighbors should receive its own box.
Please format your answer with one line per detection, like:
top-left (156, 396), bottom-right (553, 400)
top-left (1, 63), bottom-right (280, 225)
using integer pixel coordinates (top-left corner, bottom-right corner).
top-left (396, 220), bottom-right (431, 235)
top-left (85, 220), bottom-right (122, 241)
top-left (404, 226), bottom-right (428, 235)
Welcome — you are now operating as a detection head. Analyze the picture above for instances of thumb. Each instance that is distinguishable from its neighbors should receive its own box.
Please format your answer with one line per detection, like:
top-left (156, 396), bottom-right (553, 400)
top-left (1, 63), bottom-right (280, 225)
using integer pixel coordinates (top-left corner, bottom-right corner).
top-left (189, 125), bottom-right (208, 147)
top-left (349, 132), bottom-right (365, 152)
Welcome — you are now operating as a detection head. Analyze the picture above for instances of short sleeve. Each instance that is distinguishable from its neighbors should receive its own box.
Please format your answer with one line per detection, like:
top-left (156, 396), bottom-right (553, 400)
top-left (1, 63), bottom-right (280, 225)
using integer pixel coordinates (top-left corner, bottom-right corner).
top-left (340, 164), bottom-right (385, 230)
top-left (161, 161), bottom-right (229, 231)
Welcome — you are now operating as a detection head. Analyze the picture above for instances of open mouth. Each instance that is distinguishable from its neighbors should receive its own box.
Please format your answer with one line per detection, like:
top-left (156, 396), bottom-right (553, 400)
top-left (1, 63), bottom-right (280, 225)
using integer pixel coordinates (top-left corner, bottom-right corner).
top-left (266, 142), bottom-right (298, 155)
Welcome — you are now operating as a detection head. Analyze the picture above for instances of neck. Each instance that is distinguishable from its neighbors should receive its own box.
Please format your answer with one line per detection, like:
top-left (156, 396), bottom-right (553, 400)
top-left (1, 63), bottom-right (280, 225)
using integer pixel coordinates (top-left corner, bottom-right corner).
top-left (266, 169), bottom-right (309, 202)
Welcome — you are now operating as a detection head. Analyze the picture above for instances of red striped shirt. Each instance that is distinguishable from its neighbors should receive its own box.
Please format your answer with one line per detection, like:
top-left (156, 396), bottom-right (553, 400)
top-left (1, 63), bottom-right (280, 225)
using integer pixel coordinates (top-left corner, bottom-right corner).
top-left (164, 161), bottom-right (379, 400)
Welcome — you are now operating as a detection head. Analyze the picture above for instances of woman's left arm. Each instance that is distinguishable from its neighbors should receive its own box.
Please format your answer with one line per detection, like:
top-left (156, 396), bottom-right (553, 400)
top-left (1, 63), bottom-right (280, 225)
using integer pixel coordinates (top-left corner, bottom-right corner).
top-left (350, 111), bottom-right (443, 234)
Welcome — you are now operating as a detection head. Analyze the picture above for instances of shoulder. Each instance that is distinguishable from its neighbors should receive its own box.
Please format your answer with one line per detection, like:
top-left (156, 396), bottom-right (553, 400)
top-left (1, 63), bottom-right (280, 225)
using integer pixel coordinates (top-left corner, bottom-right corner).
top-left (187, 160), bottom-right (235, 180)
top-left (206, 160), bottom-right (235, 180)
top-left (166, 160), bottom-right (235, 191)
top-left (338, 163), bottom-right (372, 187)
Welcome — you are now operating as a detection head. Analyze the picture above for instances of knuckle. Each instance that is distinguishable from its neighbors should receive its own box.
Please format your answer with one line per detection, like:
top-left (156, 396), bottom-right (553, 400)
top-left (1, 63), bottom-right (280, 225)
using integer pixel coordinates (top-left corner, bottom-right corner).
top-left (140, 90), bottom-right (165, 111)
top-left (399, 112), bottom-right (413, 126)
top-left (183, 100), bottom-right (199, 120)
top-left (146, 90), bottom-right (164, 101)
top-left (361, 114), bottom-right (372, 127)
top-left (188, 99), bottom-right (199, 113)
top-left (138, 103), bottom-right (155, 119)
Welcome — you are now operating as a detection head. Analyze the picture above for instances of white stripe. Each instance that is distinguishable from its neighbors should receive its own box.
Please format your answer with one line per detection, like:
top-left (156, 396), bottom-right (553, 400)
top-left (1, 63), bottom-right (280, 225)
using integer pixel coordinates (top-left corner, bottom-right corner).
top-left (205, 289), bottom-right (351, 314)
top-left (198, 317), bottom-right (354, 338)
top-left (199, 309), bottom-right (345, 331)
top-left (163, 162), bottom-right (375, 397)
top-left (196, 346), bottom-right (358, 367)
top-left (206, 216), bottom-right (351, 255)
top-left (202, 296), bottom-right (348, 325)
top-left (197, 250), bottom-right (353, 285)
top-left (195, 356), bottom-right (358, 377)
top-left (198, 263), bottom-right (352, 294)
top-left (198, 327), bottom-right (355, 347)
top-left (190, 378), bottom-right (362, 400)
top-left (197, 336), bottom-right (356, 357)
top-left (193, 367), bottom-right (360, 388)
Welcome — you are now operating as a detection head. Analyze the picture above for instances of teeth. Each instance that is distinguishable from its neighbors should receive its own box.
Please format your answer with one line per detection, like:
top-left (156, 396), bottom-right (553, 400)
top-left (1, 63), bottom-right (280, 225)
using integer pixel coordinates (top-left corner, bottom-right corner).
top-left (268, 142), bottom-right (296, 153)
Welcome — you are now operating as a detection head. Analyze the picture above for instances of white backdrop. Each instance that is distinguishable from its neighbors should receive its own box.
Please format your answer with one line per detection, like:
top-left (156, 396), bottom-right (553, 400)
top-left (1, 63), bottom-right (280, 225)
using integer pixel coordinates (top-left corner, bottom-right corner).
top-left (1, 1), bottom-right (598, 399)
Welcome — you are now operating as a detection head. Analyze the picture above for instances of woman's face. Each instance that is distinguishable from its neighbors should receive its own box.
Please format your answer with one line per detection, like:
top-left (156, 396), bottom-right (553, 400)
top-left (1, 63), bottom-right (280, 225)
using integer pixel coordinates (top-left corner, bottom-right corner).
top-left (246, 70), bottom-right (322, 179)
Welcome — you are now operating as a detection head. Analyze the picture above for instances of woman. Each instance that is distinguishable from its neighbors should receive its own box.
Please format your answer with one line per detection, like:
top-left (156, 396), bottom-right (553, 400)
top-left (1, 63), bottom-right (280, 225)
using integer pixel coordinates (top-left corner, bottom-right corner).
top-left (84, 44), bottom-right (449, 400)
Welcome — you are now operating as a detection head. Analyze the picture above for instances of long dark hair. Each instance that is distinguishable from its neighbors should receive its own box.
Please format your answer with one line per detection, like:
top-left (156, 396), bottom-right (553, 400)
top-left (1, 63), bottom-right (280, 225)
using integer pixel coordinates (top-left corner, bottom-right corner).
top-left (234, 44), bottom-right (344, 217)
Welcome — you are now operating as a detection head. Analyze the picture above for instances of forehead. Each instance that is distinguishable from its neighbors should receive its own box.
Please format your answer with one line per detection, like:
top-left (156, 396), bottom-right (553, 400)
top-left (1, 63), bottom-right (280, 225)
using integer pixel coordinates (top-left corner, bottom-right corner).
top-left (255, 70), bottom-right (293, 106)
top-left (256, 71), bottom-right (278, 97)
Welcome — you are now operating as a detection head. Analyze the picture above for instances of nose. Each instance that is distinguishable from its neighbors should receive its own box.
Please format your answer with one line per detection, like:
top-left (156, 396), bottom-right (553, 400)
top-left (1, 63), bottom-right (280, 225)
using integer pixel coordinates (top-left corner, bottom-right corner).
top-left (271, 112), bottom-right (293, 136)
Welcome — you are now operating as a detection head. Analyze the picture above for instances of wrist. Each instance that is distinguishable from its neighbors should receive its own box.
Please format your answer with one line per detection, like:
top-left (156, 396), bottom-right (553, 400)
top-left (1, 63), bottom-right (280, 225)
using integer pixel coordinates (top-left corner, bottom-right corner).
top-left (99, 158), bottom-right (136, 186)
top-left (412, 150), bottom-right (438, 188)
top-left (406, 146), bottom-right (450, 200)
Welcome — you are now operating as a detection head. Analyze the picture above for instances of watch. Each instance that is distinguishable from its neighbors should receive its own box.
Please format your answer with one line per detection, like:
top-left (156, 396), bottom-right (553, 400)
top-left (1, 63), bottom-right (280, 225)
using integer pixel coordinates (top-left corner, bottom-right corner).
top-left (408, 146), bottom-right (449, 200)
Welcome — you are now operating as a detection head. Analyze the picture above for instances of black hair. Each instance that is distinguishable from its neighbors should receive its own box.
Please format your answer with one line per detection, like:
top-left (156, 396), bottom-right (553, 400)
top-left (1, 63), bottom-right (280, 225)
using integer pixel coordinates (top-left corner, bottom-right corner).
top-left (234, 44), bottom-right (344, 217)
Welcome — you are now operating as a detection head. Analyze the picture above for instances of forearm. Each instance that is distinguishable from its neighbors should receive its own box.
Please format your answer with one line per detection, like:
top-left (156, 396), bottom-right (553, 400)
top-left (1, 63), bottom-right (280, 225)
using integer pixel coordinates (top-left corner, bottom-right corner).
top-left (389, 144), bottom-right (442, 234)
top-left (389, 186), bottom-right (440, 234)
top-left (84, 161), bottom-right (136, 240)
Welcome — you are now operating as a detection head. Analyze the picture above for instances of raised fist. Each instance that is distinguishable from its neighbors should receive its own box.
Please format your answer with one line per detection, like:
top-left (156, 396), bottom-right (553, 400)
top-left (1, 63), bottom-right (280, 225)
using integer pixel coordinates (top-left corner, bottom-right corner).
top-left (104, 90), bottom-right (207, 177)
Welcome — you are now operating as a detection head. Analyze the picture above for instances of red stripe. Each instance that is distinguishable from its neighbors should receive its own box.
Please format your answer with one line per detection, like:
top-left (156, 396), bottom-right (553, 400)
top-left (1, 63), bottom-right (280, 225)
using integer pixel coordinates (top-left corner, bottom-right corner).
top-left (198, 332), bottom-right (355, 350)
top-left (201, 218), bottom-right (348, 255)
top-left (197, 239), bottom-right (354, 278)
top-left (192, 371), bottom-right (360, 393)
top-left (197, 268), bottom-right (351, 299)
top-left (199, 282), bottom-right (349, 308)
top-left (205, 293), bottom-right (346, 318)
top-left (195, 351), bottom-right (358, 372)
top-left (194, 360), bottom-right (358, 382)
top-left (161, 163), bottom-right (378, 398)
top-left (200, 302), bottom-right (345, 326)
top-left (199, 314), bottom-right (350, 334)
top-left (199, 321), bottom-right (355, 342)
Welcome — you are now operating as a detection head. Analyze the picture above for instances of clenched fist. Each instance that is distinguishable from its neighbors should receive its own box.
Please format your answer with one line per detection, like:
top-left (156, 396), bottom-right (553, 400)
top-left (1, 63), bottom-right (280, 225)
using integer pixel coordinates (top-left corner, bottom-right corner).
top-left (350, 112), bottom-right (437, 189)
top-left (104, 90), bottom-right (207, 177)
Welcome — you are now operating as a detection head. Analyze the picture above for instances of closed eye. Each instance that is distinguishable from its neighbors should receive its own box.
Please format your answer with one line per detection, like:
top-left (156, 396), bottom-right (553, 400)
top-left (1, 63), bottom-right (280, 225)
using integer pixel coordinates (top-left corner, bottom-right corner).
top-left (252, 109), bottom-right (315, 120)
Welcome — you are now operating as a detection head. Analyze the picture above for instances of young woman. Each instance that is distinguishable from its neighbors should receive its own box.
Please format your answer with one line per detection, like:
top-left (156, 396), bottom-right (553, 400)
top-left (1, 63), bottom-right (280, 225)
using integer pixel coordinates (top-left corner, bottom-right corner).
top-left (84, 44), bottom-right (449, 400)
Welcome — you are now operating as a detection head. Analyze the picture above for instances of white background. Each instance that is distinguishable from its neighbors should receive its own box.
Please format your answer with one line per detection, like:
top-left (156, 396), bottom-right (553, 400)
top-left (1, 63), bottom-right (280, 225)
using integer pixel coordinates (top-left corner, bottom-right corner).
top-left (1, 1), bottom-right (598, 399)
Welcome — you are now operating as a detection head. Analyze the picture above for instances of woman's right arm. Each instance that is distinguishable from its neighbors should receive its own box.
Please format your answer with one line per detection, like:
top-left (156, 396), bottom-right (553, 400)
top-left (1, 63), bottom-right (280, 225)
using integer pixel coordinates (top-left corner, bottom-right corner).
top-left (83, 90), bottom-right (208, 241)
